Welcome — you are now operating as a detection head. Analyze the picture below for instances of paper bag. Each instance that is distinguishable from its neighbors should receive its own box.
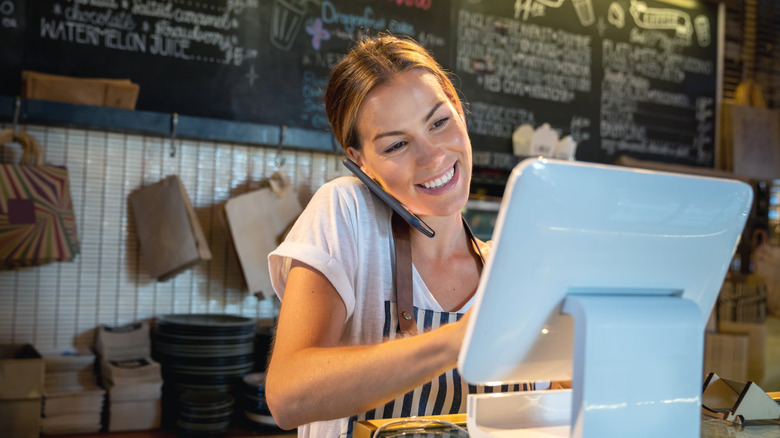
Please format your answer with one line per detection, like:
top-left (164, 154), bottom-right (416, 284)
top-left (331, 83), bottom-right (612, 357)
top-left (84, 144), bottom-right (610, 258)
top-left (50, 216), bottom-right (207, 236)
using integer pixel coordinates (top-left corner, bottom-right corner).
top-left (1, 129), bottom-right (80, 268)
top-left (225, 174), bottom-right (302, 298)
top-left (729, 105), bottom-right (780, 180)
top-left (754, 243), bottom-right (780, 318)
top-left (22, 70), bottom-right (140, 110)
top-left (129, 175), bottom-right (211, 281)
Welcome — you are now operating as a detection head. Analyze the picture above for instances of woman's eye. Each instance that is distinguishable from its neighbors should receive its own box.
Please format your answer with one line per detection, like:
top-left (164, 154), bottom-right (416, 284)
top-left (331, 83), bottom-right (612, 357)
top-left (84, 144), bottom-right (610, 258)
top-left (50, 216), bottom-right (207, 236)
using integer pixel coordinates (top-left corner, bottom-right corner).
top-left (432, 117), bottom-right (449, 129)
top-left (384, 141), bottom-right (407, 154)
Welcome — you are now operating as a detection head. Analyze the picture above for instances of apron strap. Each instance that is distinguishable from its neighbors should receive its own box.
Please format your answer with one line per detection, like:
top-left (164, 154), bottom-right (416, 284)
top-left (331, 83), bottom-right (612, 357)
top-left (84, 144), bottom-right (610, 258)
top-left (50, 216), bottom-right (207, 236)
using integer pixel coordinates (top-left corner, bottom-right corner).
top-left (461, 215), bottom-right (485, 267)
top-left (392, 211), bottom-right (417, 335)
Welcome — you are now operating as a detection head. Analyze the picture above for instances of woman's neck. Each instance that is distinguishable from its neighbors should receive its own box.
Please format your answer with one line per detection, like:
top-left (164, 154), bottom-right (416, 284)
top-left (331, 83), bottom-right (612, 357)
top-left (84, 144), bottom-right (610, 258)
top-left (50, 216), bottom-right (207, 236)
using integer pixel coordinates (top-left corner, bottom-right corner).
top-left (409, 213), bottom-right (471, 261)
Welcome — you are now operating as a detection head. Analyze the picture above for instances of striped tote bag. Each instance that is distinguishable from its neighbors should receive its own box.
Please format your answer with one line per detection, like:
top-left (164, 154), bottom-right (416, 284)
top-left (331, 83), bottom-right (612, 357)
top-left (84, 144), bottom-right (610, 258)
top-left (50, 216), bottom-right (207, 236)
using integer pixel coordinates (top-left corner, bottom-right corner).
top-left (0, 131), bottom-right (80, 268)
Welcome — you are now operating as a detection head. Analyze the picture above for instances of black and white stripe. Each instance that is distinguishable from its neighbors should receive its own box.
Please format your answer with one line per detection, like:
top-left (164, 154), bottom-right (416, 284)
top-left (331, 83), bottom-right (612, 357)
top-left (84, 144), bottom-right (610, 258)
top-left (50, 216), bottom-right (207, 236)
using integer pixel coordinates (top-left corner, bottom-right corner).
top-left (345, 303), bottom-right (533, 437)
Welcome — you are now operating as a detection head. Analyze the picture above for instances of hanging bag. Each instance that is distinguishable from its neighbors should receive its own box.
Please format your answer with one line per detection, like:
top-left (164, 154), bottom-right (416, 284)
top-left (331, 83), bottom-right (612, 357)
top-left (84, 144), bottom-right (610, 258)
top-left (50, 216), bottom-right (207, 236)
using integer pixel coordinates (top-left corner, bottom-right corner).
top-left (224, 172), bottom-right (302, 298)
top-left (0, 129), bottom-right (80, 268)
top-left (128, 175), bottom-right (212, 281)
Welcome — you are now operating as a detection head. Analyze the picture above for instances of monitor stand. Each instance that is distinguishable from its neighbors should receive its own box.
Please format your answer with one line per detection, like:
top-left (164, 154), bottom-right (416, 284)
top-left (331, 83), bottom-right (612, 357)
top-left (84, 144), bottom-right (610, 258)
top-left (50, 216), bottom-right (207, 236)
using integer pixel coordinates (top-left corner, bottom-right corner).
top-left (467, 294), bottom-right (705, 438)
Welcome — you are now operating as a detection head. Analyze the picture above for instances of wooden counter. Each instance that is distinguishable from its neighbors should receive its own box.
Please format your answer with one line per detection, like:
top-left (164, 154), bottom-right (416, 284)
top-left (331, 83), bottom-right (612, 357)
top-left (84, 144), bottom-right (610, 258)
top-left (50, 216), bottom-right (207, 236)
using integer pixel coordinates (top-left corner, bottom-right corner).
top-left (43, 426), bottom-right (295, 438)
top-left (42, 416), bottom-right (780, 438)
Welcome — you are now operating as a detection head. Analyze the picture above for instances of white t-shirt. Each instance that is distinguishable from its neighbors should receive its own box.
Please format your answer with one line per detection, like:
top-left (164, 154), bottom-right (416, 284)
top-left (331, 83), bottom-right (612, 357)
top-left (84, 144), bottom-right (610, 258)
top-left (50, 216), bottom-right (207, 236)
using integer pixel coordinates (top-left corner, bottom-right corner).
top-left (269, 176), bottom-right (530, 437)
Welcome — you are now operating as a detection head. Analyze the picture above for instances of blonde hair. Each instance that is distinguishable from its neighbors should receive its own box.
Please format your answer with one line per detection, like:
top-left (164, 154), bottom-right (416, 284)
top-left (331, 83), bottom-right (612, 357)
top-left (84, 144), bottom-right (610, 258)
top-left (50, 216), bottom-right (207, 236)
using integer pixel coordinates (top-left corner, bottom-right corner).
top-left (324, 35), bottom-right (461, 152)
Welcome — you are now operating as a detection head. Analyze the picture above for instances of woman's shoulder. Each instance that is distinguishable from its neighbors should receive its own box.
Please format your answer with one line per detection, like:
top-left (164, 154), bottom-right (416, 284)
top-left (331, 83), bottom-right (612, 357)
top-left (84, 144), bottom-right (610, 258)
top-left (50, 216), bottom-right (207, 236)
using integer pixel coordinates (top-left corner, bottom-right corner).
top-left (320, 175), bottom-right (363, 192)
top-left (312, 175), bottom-right (384, 212)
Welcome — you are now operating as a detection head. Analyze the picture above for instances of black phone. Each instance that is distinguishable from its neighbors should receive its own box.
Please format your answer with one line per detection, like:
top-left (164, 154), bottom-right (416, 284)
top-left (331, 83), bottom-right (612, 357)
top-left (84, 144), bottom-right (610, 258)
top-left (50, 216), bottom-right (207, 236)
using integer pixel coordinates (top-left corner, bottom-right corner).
top-left (342, 158), bottom-right (435, 238)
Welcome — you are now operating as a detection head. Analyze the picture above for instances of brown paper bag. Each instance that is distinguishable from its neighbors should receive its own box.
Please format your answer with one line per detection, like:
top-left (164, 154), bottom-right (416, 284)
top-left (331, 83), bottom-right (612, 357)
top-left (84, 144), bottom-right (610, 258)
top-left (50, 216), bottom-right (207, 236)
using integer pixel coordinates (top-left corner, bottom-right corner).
top-left (22, 70), bottom-right (140, 110)
top-left (224, 173), bottom-right (302, 298)
top-left (729, 105), bottom-right (780, 180)
top-left (129, 175), bottom-right (211, 281)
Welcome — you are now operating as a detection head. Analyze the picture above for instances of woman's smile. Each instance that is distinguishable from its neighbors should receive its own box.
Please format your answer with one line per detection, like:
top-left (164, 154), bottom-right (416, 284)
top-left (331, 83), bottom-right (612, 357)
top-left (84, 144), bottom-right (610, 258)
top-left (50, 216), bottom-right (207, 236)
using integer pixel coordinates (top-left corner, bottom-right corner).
top-left (418, 163), bottom-right (457, 192)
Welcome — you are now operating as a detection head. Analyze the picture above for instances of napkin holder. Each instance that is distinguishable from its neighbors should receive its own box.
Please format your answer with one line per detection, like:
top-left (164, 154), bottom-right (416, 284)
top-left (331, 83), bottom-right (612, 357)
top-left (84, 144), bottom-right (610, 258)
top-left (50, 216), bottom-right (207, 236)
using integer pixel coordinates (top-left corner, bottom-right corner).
top-left (702, 372), bottom-right (780, 424)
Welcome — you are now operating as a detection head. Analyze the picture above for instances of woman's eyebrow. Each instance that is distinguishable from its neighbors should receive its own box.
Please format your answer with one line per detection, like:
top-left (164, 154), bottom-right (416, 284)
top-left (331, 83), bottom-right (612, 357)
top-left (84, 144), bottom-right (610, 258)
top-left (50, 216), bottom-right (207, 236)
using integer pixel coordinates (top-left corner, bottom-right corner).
top-left (372, 101), bottom-right (445, 142)
top-left (423, 101), bottom-right (444, 123)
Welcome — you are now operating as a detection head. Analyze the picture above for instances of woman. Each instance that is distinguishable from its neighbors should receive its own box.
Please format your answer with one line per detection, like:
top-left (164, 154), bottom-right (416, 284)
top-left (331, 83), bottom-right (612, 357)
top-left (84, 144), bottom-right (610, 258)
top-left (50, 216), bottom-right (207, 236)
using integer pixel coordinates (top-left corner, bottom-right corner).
top-left (266, 35), bottom-right (530, 437)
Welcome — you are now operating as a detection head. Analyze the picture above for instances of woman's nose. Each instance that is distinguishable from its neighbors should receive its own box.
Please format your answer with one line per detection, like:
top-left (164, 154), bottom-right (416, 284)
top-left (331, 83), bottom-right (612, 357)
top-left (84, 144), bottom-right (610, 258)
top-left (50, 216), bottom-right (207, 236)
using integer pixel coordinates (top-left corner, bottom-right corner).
top-left (415, 137), bottom-right (445, 168)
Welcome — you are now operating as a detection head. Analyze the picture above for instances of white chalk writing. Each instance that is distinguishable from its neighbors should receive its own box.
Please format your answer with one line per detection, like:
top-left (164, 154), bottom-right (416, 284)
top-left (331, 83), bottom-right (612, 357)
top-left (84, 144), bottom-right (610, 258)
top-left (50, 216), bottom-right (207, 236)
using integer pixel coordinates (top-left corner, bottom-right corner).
top-left (321, 1), bottom-right (388, 34)
top-left (600, 19), bottom-right (715, 164)
top-left (37, 0), bottom-right (259, 66)
top-left (457, 9), bottom-right (591, 104)
top-left (319, 0), bottom-right (417, 40)
top-left (301, 71), bottom-right (329, 129)
top-left (603, 38), bottom-right (712, 83)
top-left (1, 0), bottom-right (18, 29)
top-left (467, 101), bottom-right (536, 139)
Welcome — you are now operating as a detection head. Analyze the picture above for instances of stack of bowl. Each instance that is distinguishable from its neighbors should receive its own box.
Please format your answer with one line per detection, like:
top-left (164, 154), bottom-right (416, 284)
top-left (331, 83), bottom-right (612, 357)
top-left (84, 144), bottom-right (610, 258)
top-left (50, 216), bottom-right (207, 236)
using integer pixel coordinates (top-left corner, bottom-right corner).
top-left (177, 390), bottom-right (234, 436)
top-left (241, 372), bottom-right (275, 427)
top-left (152, 314), bottom-right (255, 425)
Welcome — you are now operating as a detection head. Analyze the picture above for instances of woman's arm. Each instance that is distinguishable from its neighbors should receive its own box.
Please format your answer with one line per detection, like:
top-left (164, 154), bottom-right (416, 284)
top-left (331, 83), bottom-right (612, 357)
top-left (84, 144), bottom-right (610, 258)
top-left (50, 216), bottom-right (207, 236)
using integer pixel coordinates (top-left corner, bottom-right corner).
top-left (265, 260), bottom-right (467, 430)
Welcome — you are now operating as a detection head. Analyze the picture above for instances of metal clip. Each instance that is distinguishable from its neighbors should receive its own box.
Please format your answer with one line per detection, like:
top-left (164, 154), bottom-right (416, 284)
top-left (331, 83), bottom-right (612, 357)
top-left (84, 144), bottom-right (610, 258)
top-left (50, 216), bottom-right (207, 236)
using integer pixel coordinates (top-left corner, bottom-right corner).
top-left (275, 125), bottom-right (287, 169)
top-left (170, 113), bottom-right (178, 157)
top-left (12, 96), bottom-right (21, 140)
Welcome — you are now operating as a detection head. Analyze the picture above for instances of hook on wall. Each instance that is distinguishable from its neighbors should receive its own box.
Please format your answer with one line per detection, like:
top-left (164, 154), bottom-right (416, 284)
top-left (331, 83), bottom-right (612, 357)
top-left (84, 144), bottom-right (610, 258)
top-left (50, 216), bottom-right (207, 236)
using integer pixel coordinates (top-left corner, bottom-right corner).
top-left (170, 113), bottom-right (178, 158)
top-left (12, 96), bottom-right (21, 140)
top-left (274, 125), bottom-right (287, 169)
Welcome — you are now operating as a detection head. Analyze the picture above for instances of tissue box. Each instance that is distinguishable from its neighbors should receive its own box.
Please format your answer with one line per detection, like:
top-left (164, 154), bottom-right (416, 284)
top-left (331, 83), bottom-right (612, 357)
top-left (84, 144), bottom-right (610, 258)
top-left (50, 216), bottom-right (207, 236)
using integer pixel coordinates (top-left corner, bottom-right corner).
top-left (0, 344), bottom-right (44, 399)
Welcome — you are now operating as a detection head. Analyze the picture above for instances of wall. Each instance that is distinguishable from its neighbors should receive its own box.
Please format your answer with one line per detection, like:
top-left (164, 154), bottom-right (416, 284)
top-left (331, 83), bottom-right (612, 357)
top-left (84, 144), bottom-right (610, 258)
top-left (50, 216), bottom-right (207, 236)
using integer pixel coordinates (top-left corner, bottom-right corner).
top-left (0, 123), bottom-right (348, 353)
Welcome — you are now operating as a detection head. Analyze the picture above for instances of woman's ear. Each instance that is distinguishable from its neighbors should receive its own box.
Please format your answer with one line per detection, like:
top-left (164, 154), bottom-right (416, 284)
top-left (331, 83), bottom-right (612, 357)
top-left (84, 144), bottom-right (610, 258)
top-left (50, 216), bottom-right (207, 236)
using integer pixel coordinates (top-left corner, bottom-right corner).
top-left (346, 147), bottom-right (363, 166)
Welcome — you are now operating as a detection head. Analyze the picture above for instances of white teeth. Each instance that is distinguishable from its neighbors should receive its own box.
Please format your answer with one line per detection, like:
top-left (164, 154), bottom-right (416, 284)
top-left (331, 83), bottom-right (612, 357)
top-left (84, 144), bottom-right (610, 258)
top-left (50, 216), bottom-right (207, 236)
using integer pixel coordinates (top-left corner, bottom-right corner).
top-left (422, 166), bottom-right (455, 189)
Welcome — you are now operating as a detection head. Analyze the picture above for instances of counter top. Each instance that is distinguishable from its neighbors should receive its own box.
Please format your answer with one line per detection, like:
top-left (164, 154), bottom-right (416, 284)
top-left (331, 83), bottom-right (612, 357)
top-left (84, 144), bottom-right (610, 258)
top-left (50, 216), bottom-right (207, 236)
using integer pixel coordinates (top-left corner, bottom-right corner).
top-left (43, 427), bottom-right (296, 438)
top-left (44, 416), bottom-right (779, 438)
top-left (701, 416), bottom-right (780, 437)
top-left (353, 416), bottom-right (779, 437)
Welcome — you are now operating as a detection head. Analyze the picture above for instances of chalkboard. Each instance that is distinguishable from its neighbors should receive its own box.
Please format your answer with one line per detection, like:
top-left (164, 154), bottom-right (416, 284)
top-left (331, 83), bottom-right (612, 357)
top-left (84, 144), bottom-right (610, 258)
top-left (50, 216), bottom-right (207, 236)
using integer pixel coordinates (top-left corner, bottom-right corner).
top-left (0, 0), bottom-right (25, 93)
top-left (1, 0), bottom-right (719, 170)
top-left (10, 0), bottom-right (450, 131)
top-left (453, 0), bottom-right (719, 167)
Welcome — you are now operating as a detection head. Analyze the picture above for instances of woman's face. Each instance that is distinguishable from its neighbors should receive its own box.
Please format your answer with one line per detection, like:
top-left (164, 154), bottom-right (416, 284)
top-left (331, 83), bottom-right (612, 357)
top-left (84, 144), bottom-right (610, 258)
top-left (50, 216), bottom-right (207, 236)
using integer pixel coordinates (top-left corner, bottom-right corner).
top-left (347, 69), bottom-right (472, 218)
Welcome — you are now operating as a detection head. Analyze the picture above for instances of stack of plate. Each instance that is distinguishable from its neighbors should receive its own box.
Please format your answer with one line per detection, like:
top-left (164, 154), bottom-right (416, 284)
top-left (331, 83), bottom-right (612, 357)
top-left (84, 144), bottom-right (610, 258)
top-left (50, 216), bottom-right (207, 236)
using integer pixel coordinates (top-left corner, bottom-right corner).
top-left (241, 372), bottom-right (275, 427)
top-left (152, 314), bottom-right (255, 423)
top-left (177, 390), bottom-right (234, 436)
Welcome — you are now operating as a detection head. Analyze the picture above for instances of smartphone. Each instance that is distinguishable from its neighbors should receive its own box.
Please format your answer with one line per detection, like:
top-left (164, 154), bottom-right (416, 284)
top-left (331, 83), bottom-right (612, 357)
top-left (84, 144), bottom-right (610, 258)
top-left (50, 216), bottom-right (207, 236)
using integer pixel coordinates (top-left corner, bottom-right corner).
top-left (342, 158), bottom-right (435, 238)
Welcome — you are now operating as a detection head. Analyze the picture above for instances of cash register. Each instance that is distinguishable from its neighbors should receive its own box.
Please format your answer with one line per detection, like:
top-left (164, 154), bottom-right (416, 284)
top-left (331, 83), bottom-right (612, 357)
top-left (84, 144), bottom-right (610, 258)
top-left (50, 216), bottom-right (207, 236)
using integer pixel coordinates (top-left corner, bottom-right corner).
top-left (458, 158), bottom-right (753, 438)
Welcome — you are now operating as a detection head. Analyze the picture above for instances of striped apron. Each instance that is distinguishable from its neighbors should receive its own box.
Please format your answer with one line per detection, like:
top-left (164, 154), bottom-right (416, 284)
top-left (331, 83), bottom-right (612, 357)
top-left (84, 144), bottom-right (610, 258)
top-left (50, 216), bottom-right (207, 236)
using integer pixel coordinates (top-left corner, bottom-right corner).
top-left (343, 302), bottom-right (534, 437)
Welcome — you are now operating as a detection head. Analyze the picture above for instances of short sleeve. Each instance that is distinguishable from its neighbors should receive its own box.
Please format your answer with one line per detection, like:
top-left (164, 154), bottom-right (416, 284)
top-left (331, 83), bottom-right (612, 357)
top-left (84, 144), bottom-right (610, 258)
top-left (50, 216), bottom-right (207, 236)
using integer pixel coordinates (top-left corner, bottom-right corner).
top-left (268, 178), bottom-right (365, 321)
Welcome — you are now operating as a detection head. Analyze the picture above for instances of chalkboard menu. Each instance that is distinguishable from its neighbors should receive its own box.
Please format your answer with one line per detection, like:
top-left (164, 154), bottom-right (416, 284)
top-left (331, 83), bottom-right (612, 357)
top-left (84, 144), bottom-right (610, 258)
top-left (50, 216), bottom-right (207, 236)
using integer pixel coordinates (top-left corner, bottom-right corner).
top-left (1, 0), bottom-right (719, 168)
top-left (8, 0), bottom-right (450, 131)
top-left (454, 0), bottom-right (719, 167)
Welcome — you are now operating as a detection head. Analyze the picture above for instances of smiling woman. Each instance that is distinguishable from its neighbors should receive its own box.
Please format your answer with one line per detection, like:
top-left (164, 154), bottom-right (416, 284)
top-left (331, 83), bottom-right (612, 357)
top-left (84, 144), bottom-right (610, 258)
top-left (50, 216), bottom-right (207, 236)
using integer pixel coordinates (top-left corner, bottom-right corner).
top-left (263, 35), bottom-right (536, 438)
top-left (347, 69), bottom-right (471, 218)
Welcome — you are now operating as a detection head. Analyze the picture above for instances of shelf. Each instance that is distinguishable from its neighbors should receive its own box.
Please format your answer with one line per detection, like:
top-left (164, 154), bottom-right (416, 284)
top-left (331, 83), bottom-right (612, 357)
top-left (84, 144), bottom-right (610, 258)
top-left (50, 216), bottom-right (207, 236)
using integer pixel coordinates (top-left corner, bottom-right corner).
top-left (0, 95), bottom-right (339, 154)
